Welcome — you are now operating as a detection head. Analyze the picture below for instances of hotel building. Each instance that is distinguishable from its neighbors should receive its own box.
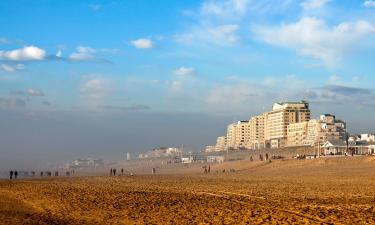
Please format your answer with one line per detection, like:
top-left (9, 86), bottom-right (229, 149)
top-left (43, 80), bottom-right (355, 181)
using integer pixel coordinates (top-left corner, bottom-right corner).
top-left (264, 101), bottom-right (311, 148)
top-left (287, 114), bottom-right (347, 147)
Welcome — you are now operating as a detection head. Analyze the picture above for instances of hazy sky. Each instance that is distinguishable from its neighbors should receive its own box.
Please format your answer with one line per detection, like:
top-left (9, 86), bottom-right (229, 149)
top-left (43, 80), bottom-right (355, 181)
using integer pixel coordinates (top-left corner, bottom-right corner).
top-left (1, 0), bottom-right (375, 169)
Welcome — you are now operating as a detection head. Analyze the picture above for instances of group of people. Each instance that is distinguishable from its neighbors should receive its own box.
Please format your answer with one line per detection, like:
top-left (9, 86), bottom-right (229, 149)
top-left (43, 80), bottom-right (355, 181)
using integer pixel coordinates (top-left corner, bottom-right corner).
top-left (9, 170), bottom-right (18, 179)
top-left (203, 165), bottom-right (211, 173)
top-left (110, 168), bottom-right (125, 176)
top-left (8, 170), bottom-right (75, 180)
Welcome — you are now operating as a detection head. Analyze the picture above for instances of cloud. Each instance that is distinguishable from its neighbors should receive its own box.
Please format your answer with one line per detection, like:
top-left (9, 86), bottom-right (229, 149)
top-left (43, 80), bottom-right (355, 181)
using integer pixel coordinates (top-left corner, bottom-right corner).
top-left (173, 67), bottom-right (196, 76)
top-left (299, 84), bottom-right (375, 107)
top-left (323, 85), bottom-right (372, 97)
top-left (69, 46), bottom-right (96, 61)
top-left (80, 77), bottom-right (111, 107)
top-left (65, 46), bottom-right (114, 63)
top-left (207, 24), bottom-right (239, 43)
top-left (0, 46), bottom-right (47, 61)
top-left (1, 63), bottom-right (24, 73)
top-left (364, 1), bottom-right (375, 8)
top-left (175, 23), bottom-right (240, 46)
top-left (200, 0), bottom-right (249, 19)
top-left (168, 67), bottom-right (199, 92)
top-left (80, 78), bottom-right (107, 95)
top-left (131, 38), bottom-right (154, 49)
top-left (301, 0), bottom-right (330, 10)
top-left (253, 17), bottom-right (375, 66)
top-left (27, 88), bottom-right (44, 97)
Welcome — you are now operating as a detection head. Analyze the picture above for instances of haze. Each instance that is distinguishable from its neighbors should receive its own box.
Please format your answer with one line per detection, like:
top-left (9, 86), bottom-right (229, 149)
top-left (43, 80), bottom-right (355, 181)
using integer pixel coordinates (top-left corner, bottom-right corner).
top-left (1, 0), bottom-right (375, 169)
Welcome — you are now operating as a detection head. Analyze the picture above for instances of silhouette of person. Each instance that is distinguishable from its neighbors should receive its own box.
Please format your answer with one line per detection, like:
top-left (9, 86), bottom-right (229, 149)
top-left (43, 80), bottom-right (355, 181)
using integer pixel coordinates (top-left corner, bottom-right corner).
top-left (113, 168), bottom-right (116, 176)
top-left (40, 171), bottom-right (44, 177)
top-left (10, 170), bottom-right (13, 180)
top-left (121, 168), bottom-right (124, 175)
top-left (152, 168), bottom-right (156, 174)
top-left (55, 171), bottom-right (59, 177)
top-left (110, 168), bottom-right (113, 176)
top-left (250, 156), bottom-right (253, 162)
top-left (208, 165), bottom-right (211, 173)
top-left (14, 171), bottom-right (18, 179)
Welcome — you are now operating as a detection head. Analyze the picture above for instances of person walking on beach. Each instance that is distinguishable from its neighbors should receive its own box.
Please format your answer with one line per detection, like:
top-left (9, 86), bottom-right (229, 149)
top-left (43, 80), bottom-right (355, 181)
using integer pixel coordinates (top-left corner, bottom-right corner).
top-left (10, 170), bottom-right (13, 179)
top-left (113, 168), bottom-right (116, 176)
top-left (14, 171), bottom-right (18, 179)
top-left (110, 168), bottom-right (113, 176)
top-left (121, 168), bottom-right (124, 175)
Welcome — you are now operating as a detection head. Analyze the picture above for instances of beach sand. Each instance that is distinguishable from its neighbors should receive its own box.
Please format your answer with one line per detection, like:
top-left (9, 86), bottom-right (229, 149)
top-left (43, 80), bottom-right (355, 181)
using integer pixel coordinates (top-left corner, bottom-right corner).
top-left (1, 156), bottom-right (375, 224)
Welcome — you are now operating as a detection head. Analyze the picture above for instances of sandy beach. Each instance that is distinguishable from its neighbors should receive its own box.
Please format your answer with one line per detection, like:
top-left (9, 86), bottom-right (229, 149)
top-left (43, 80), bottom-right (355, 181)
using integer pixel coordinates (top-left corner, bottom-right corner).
top-left (1, 156), bottom-right (375, 224)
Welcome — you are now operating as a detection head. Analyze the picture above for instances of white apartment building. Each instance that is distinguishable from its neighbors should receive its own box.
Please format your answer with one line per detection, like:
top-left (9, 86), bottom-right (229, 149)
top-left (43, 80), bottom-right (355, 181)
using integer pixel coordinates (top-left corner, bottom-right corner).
top-left (246, 114), bottom-right (266, 149)
top-left (287, 114), bottom-right (347, 147)
top-left (265, 101), bottom-right (311, 148)
top-left (226, 121), bottom-right (251, 149)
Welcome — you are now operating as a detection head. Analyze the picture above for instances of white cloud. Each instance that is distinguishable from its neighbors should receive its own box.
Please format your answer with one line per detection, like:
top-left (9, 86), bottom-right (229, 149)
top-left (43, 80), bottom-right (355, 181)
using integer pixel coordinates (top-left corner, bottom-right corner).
top-left (173, 67), bottom-right (196, 76)
top-left (208, 24), bottom-right (239, 43)
top-left (27, 88), bottom-right (44, 96)
top-left (0, 46), bottom-right (46, 61)
top-left (201, 0), bottom-right (249, 18)
top-left (80, 77), bottom-right (111, 107)
top-left (175, 23), bottom-right (240, 46)
top-left (364, 1), bottom-right (375, 8)
top-left (169, 67), bottom-right (198, 92)
top-left (254, 17), bottom-right (375, 66)
top-left (80, 78), bottom-right (107, 95)
top-left (69, 46), bottom-right (96, 61)
top-left (1, 64), bottom-right (24, 73)
top-left (301, 0), bottom-right (330, 10)
top-left (131, 38), bottom-right (154, 49)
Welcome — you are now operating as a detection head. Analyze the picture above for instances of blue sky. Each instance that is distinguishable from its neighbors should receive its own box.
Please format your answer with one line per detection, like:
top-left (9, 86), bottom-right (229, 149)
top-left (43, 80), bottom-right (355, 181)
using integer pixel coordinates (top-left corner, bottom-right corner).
top-left (1, 0), bottom-right (375, 168)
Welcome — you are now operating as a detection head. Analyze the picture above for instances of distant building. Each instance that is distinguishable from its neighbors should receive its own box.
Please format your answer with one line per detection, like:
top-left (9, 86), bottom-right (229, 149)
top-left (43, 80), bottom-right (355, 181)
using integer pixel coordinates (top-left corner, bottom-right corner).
top-left (321, 140), bottom-right (366, 155)
top-left (126, 152), bottom-right (131, 161)
top-left (265, 101), bottom-right (311, 148)
top-left (138, 147), bottom-right (182, 158)
top-left (215, 136), bottom-right (227, 151)
top-left (181, 157), bottom-right (193, 164)
top-left (206, 155), bottom-right (224, 163)
top-left (246, 114), bottom-right (266, 150)
top-left (226, 121), bottom-right (250, 150)
top-left (287, 114), bottom-right (347, 147)
top-left (361, 134), bottom-right (375, 143)
top-left (69, 158), bottom-right (104, 168)
top-left (205, 145), bottom-right (215, 152)
top-left (368, 145), bottom-right (375, 155)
